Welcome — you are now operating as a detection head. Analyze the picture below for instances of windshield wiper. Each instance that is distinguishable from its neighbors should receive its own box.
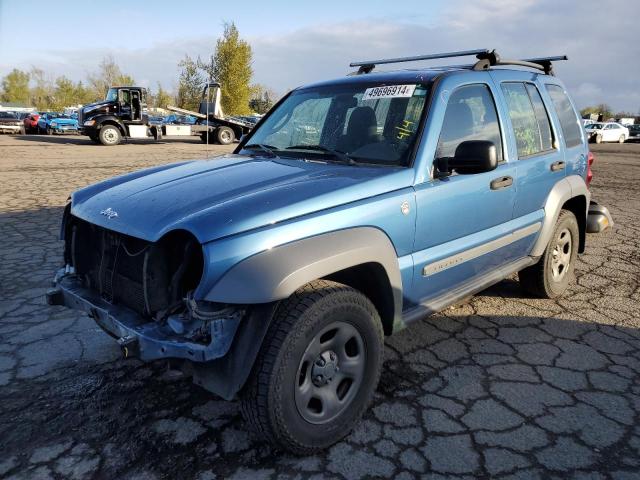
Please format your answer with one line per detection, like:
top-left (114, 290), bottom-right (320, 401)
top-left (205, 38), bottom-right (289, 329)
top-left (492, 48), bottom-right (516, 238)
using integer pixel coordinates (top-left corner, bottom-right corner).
top-left (286, 145), bottom-right (357, 165)
top-left (243, 143), bottom-right (279, 158)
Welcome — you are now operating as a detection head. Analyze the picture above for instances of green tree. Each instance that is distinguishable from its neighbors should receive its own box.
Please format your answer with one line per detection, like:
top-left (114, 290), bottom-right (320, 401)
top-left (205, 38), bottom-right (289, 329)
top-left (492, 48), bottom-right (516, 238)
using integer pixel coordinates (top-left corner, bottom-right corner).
top-left (88, 56), bottom-right (135, 99)
top-left (1, 69), bottom-right (31, 105)
top-left (177, 55), bottom-right (203, 111)
top-left (154, 82), bottom-right (173, 109)
top-left (199, 22), bottom-right (252, 115)
top-left (580, 104), bottom-right (613, 120)
top-left (249, 83), bottom-right (277, 114)
top-left (75, 81), bottom-right (97, 105)
top-left (51, 76), bottom-right (78, 110)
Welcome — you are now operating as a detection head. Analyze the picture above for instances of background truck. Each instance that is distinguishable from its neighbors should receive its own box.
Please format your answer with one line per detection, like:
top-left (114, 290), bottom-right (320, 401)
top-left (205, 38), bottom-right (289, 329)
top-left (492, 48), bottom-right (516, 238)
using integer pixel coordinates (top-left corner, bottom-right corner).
top-left (78, 83), bottom-right (254, 146)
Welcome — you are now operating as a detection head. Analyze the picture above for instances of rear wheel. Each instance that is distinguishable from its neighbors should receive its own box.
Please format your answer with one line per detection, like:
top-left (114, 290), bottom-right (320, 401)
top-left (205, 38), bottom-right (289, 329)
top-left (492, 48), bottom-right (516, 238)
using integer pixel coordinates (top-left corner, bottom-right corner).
top-left (99, 125), bottom-right (121, 146)
top-left (240, 280), bottom-right (384, 454)
top-left (216, 126), bottom-right (235, 145)
top-left (519, 209), bottom-right (579, 298)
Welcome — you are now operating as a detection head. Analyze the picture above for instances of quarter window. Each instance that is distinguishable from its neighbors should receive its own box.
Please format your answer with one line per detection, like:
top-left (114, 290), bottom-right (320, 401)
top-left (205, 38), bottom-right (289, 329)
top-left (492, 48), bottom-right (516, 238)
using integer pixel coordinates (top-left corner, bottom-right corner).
top-left (546, 84), bottom-right (583, 148)
top-left (436, 84), bottom-right (503, 162)
top-left (501, 82), bottom-right (554, 157)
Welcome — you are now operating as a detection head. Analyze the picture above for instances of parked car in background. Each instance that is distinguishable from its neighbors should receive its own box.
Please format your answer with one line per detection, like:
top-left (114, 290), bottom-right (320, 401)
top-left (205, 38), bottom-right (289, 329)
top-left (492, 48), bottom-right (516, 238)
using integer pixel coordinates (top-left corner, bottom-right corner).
top-left (627, 124), bottom-right (640, 142)
top-left (23, 112), bottom-right (41, 133)
top-left (585, 122), bottom-right (629, 143)
top-left (37, 113), bottom-right (79, 135)
top-left (147, 115), bottom-right (165, 126)
top-left (164, 113), bottom-right (196, 125)
top-left (0, 112), bottom-right (24, 134)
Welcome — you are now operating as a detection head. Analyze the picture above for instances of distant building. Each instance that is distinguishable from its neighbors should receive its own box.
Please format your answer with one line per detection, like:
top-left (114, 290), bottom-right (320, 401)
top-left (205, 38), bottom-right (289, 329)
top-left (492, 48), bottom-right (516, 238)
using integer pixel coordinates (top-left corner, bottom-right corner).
top-left (0, 102), bottom-right (35, 113)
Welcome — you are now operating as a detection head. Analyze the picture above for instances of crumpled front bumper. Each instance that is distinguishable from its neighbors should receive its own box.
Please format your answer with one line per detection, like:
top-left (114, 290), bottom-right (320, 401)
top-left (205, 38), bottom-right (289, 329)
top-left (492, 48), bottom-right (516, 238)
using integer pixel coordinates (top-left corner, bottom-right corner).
top-left (587, 201), bottom-right (614, 233)
top-left (46, 270), bottom-right (242, 362)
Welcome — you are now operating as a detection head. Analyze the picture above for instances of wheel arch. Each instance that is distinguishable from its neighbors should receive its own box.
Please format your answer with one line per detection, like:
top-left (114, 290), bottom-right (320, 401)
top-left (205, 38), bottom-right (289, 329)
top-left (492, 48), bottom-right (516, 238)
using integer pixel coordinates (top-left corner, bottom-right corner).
top-left (204, 227), bottom-right (403, 334)
top-left (531, 175), bottom-right (590, 257)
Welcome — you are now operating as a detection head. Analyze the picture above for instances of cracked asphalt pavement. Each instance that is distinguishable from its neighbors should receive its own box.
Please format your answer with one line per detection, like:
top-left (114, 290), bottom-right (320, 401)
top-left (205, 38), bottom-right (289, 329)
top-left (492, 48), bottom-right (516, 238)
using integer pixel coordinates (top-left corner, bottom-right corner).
top-left (1, 135), bottom-right (639, 479)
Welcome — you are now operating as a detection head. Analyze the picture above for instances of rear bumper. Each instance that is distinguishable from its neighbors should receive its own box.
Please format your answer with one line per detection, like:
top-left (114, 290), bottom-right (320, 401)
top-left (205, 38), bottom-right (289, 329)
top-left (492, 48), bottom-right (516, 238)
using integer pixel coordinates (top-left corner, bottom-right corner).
top-left (46, 270), bottom-right (242, 362)
top-left (587, 201), bottom-right (613, 233)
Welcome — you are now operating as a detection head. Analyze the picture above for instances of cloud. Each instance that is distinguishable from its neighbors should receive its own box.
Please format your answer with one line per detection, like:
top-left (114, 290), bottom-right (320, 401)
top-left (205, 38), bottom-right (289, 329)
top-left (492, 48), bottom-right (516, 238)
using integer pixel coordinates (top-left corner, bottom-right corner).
top-left (2, 0), bottom-right (638, 112)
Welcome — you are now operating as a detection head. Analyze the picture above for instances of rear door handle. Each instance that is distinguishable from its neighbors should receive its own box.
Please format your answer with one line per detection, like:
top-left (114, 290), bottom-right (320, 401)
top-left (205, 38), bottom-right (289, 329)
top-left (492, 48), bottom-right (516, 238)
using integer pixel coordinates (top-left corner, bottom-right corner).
top-left (490, 176), bottom-right (513, 190)
top-left (550, 161), bottom-right (565, 172)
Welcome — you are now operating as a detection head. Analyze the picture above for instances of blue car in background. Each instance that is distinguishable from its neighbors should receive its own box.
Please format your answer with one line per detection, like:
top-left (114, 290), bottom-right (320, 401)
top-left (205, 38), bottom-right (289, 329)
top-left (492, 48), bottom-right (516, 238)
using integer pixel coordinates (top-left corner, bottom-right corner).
top-left (37, 112), bottom-right (79, 135)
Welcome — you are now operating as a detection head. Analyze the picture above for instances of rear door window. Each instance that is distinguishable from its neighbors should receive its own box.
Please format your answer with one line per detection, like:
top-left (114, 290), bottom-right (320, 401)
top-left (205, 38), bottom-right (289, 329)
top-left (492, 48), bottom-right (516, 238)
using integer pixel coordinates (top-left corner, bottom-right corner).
top-left (545, 84), bottom-right (583, 148)
top-left (501, 82), bottom-right (553, 157)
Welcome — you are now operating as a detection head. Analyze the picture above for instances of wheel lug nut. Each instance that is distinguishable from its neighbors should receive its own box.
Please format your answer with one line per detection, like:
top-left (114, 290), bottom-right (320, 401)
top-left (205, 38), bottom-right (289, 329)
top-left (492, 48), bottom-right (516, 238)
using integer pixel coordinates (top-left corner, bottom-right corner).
top-left (316, 359), bottom-right (325, 367)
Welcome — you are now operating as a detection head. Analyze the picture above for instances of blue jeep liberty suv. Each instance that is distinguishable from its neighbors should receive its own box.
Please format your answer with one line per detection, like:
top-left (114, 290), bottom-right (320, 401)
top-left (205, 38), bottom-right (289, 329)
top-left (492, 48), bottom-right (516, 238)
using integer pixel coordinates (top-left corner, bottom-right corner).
top-left (47, 49), bottom-right (613, 454)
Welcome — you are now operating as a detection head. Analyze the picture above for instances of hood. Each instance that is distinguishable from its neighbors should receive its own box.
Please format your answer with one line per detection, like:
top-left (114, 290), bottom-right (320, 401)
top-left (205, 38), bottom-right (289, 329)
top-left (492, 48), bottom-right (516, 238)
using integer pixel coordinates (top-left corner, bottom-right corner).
top-left (71, 154), bottom-right (413, 243)
top-left (50, 118), bottom-right (77, 125)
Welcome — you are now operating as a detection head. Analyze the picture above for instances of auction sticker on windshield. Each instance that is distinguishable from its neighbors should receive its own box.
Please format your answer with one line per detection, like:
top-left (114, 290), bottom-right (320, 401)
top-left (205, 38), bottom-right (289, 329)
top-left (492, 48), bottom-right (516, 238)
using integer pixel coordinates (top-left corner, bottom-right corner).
top-left (362, 84), bottom-right (417, 101)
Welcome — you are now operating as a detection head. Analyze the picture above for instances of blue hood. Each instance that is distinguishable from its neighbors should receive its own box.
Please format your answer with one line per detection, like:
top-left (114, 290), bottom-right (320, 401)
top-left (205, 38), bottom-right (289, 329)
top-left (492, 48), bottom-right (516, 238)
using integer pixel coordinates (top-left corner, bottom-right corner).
top-left (71, 154), bottom-right (413, 243)
top-left (50, 118), bottom-right (77, 125)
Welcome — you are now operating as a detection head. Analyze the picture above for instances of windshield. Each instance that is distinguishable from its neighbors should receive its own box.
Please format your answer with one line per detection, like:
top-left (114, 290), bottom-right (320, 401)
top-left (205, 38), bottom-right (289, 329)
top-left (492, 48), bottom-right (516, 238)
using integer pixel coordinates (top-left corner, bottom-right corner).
top-left (105, 88), bottom-right (118, 102)
top-left (244, 82), bottom-right (429, 166)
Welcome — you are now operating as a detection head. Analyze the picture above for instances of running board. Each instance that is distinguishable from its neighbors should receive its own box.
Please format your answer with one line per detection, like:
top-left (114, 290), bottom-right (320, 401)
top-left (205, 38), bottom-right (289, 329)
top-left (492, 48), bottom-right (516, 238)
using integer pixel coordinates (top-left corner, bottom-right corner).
top-left (402, 256), bottom-right (537, 325)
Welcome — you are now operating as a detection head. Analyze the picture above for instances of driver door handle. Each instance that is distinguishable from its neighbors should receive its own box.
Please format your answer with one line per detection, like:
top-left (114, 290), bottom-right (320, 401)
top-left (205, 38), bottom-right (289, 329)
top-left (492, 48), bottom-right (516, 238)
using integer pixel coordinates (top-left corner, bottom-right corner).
top-left (490, 176), bottom-right (513, 190)
top-left (550, 161), bottom-right (565, 172)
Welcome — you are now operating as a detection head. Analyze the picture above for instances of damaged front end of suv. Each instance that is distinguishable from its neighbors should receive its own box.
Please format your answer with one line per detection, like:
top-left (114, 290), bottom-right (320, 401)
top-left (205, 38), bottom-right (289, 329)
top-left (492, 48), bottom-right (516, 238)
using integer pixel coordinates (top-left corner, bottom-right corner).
top-left (47, 204), bottom-right (266, 398)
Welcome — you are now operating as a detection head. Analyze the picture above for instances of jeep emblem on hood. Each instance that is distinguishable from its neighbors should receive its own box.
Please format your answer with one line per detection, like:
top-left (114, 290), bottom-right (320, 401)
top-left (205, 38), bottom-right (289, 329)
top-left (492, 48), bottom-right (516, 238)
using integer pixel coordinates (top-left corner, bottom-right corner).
top-left (100, 207), bottom-right (119, 219)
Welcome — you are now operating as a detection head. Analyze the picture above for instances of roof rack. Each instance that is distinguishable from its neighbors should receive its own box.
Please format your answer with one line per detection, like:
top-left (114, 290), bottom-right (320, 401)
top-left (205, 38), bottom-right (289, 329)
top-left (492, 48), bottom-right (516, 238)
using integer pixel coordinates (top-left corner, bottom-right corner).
top-left (349, 49), bottom-right (568, 76)
top-left (473, 50), bottom-right (568, 75)
top-left (349, 49), bottom-right (490, 74)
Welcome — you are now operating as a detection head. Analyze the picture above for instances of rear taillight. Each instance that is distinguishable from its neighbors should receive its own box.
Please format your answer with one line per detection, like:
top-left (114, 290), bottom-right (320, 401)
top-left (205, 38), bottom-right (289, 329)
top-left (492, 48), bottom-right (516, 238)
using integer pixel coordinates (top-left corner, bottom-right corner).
top-left (586, 151), bottom-right (594, 187)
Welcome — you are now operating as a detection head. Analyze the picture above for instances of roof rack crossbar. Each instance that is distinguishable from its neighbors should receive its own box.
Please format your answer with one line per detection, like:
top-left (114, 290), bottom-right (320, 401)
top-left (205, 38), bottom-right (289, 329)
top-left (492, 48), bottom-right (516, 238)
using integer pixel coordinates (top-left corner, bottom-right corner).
top-left (473, 51), bottom-right (568, 75)
top-left (350, 49), bottom-right (490, 74)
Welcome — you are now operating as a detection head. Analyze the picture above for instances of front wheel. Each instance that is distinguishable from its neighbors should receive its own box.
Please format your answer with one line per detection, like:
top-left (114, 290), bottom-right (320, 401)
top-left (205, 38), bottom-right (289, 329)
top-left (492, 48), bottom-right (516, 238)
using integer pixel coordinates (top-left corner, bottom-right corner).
top-left (619, 135), bottom-right (625, 144)
top-left (595, 134), bottom-right (603, 144)
top-left (46, 128), bottom-right (52, 135)
top-left (240, 280), bottom-right (384, 454)
top-left (519, 209), bottom-right (579, 298)
top-left (99, 125), bottom-right (122, 146)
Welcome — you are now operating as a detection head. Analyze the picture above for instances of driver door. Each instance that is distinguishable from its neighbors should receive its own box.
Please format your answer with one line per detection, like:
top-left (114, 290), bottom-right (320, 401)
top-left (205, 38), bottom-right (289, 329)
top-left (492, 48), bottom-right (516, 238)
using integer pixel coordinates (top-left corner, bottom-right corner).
top-left (118, 89), bottom-right (132, 121)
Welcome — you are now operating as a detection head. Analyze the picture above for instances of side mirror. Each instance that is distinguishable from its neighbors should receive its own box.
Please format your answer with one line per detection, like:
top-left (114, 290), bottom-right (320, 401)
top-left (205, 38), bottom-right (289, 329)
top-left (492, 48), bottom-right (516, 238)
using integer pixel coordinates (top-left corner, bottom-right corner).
top-left (438, 140), bottom-right (498, 175)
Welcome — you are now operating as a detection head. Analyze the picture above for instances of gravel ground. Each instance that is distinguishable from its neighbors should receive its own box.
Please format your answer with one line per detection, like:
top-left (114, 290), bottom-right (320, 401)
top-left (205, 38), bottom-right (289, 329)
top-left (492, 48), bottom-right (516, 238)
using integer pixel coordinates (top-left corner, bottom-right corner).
top-left (0, 134), bottom-right (639, 480)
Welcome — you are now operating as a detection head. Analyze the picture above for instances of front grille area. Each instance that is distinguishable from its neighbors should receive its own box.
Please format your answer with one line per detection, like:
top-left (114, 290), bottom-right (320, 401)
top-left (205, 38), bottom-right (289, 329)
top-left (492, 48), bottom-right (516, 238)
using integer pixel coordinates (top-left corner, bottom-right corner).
top-left (66, 215), bottom-right (203, 319)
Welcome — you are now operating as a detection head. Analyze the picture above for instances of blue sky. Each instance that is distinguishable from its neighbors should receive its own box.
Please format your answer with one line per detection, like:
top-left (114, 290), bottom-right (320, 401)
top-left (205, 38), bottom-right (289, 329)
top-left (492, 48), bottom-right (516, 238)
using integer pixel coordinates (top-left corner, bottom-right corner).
top-left (1, 0), bottom-right (638, 112)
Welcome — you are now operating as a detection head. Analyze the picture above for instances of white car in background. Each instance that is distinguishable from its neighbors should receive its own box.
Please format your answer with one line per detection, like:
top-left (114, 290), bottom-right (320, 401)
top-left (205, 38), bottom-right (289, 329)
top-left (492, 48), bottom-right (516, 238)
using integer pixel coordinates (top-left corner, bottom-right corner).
top-left (585, 122), bottom-right (629, 144)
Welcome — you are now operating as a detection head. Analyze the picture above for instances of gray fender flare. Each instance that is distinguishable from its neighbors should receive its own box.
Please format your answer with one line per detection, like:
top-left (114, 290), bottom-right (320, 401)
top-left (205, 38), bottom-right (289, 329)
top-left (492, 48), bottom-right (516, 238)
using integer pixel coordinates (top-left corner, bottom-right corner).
top-left (531, 174), bottom-right (590, 257)
top-left (205, 227), bottom-right (403, 325)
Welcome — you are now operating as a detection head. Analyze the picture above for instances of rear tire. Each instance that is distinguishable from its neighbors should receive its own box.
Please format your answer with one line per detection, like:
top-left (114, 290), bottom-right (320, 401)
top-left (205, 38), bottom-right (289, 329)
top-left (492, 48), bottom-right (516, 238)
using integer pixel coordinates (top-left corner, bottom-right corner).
top-left (216, 126), bottom-right (235, 145)
top-left (99, 125), bottom-right (121, 146)
top-left (240, 280), bottom-right (384, 455)
top-left (519, 209), bottom-right (579, 298)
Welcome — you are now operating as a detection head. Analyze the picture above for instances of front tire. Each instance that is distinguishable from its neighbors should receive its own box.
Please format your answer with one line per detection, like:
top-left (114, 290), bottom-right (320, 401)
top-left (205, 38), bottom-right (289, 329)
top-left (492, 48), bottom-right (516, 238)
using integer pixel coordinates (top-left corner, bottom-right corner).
top-left (519, 209), bottom-right (579, 298)
top-left (240, 280), bottom-right (384, 454)
top-left (99, 125), bottom-right (122, 146)
top-left (619, 135), bottom-right (625, 143)
top-left (595, 134), bottom-right (603, 144)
